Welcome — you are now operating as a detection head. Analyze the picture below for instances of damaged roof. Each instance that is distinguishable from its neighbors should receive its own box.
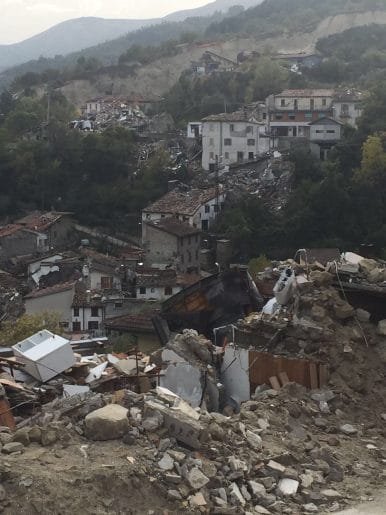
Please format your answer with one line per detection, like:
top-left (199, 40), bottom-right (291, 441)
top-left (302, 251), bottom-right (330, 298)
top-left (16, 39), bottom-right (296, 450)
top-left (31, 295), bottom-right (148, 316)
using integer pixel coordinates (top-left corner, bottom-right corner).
top-left (16, 211), bottom-right (72, 232)
top-left (104, 313), bottom-right (157, 333)
top-left (202, 111), bottom-right (257, 123)
top-left (143, 188), bottom-right (219, 216)
top-left (0, 225), bottom-right (24, 238)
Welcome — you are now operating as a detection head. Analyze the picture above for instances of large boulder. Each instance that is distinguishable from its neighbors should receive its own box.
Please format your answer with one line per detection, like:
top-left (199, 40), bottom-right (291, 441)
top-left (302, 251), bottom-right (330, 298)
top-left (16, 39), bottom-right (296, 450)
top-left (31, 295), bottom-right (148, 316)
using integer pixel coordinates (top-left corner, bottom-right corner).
top-left (84, 404), bottom-right (129, 441)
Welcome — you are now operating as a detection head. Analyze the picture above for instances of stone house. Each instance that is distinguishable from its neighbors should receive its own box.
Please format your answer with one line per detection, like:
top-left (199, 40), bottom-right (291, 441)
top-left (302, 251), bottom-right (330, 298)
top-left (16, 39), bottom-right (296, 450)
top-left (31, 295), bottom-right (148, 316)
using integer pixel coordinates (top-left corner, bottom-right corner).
top-left (0, 224), bottom-right (48, 258)
top-left (309, 117), bottom-right (342, 161)
top-left (136, 269), bottom-right (183, 301)
top-left (16, 211), bottom-right (74, 251)
top-left (143, 219), bottom-right (201, 273)
top-left (333, 91), bottom-right (363, 128)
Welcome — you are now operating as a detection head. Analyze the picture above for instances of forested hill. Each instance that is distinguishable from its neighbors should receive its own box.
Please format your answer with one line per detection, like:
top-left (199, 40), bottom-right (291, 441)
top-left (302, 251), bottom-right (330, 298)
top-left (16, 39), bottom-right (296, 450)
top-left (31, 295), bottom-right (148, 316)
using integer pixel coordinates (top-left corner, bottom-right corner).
top-left (1, 0), bottom-right (386, 97)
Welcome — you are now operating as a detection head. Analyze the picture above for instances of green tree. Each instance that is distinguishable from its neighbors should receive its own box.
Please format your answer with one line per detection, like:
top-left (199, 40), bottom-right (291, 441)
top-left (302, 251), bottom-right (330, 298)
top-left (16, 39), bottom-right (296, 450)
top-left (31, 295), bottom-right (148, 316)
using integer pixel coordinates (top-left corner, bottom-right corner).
top-left (0, 312), bottom-right (64, 346)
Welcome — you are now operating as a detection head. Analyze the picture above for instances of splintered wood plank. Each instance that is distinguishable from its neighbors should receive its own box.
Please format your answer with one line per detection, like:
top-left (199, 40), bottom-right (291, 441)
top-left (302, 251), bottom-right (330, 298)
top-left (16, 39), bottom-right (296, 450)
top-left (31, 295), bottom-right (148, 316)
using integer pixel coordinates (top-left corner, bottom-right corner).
top-left (0, 398), bottom-right (15, 430)
top-left (269, 376), bottom-right (281, 391)
top-left (309, 363), bottom-right (318, 390)
top-left (278, 371), bottom-right (290, 386)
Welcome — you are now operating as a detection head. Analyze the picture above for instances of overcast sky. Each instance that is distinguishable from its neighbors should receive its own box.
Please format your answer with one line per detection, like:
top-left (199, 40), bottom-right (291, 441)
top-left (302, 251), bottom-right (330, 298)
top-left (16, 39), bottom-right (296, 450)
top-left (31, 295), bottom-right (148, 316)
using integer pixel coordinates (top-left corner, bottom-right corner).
top-left (0, 0), bottom-right (210, 44)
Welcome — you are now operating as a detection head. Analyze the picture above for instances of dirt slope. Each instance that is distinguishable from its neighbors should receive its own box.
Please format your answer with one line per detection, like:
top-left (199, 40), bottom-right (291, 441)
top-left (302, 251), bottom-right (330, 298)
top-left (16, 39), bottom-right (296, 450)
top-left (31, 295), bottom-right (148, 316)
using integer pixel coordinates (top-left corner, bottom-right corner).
top-left (58, 11), bottom-right (386, 108)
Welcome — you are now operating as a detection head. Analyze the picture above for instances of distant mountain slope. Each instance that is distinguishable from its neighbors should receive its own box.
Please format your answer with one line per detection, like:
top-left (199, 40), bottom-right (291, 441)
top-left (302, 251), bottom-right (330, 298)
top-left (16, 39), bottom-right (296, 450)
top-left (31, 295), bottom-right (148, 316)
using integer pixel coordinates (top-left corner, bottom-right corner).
top-left (0, 0), bottom-right (263, 72)
top-left (165, 0), bottom-right (263, 21)
top-left (0, 17), bottom-right (158, 72)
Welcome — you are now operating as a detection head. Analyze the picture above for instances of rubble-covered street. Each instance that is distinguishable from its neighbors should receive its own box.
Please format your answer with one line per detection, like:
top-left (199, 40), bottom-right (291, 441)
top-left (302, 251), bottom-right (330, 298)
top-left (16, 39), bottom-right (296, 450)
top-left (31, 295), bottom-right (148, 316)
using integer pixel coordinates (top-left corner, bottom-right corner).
top-left (1, 254), bottom-right (386, 514)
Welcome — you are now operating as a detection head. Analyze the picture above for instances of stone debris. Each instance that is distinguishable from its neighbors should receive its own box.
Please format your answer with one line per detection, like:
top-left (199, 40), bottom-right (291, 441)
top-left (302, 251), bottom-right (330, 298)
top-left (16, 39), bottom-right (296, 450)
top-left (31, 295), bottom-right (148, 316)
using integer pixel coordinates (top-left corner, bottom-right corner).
top-left (0, 253), bottom-right (386, 513)
top-left (84, 404), bottom-right (129, 441)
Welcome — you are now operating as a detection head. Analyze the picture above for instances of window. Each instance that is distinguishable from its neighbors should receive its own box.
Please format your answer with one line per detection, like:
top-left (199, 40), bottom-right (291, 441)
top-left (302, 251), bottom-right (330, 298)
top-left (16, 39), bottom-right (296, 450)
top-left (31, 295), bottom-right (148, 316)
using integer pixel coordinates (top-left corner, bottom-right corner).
top-left (209, 138), bottom-right (214, 146)
top-left (114, 302), bottom-right (123, 308)
top-left (322, 98), bottom-right (327, 107)
top-left (310, 99), bottom-right (315, 110)
top-left (305, 113), bottom-right (312, 119)
top-left (247, 139), bottom-right (255, 146)
top-left (327, 130), bottom-right (336, 134)
top-left (209, 152), bottom-right (214, 160)
top-left (91, 307), bottom-right (99, 317)
top-left (165, 286), bottom-right (173, 296)
top-left (139, 287), bottom-right (146, 294)
top-left (237, 151), bottom-right (244, 162)
top-left (101, 276), bottom-right (113, 289)
top-left (146, 213), bottom-right (150, 220)
top-left (280, 99), bottom-right (285, 107)
top-left (246, 126), bottom-right (253, 134)
top-left (88, 321), bottom-right (99, 331)
top-left (316, 130), bottom-right (324, 134)
top-left (341, 104), bottom-right (349, 116)
top-left (288, 114), bottom-right (296, 120)
top-left (72, 322), bottom-right (81, 332)
top-left (224, 138), bottom-right (232, 146)
top-left (188, 251), bottom-right (192, 263)
top-left (263, 113), bottom-right (267, 120)
top-left (294, 99), bottom-right (298, 110)
top-left (275, 114), bottom-right (283, 120)
top-left (150, 288), bottom-right (155, 293)
top-left (73, 307), bottom-right (79, 317)
top-left (224, 152), bottom-right (230, 159)
top-left (248, 152), bottom-right (254, 160)
top-left (229, 124), bottom-right (234, 131)
top-left (181, 254), bottom-right (184, 264)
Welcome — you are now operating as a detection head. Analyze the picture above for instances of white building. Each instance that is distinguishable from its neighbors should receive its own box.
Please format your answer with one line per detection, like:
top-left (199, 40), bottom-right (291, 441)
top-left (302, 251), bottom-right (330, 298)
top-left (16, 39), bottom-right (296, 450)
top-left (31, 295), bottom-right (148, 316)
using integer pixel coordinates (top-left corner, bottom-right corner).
top-left (333, 91), bottom-right (363, 128)
top-left (71, 284), bottom-right (104, 333)
top-left (136, 269), bottom-right (182, 301)
top-left (142, 187), bottom-right (226, 238)
top-left (201, 112), bottom-right (261, 171)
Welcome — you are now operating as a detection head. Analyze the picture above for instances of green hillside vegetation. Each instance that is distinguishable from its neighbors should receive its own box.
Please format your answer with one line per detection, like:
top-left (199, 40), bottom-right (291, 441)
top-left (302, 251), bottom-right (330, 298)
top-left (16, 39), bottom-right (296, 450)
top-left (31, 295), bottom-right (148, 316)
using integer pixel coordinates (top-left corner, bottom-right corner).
top-left (208, 0), bottom-right (386, 37)
top-left (309, 24), bottom-right (386, 84)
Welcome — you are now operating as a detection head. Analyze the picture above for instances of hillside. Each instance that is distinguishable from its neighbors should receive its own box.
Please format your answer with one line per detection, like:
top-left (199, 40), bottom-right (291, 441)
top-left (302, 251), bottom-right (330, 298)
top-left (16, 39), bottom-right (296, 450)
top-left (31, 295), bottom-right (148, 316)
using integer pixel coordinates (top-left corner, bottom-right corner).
top-left (58, 9), bottom-right (386, 108)
top-left (165, 0), bottom-right (263, 21)
top-left (0, 17), bottom-right (157, 72)
top-left (1, 0), bottom-right (386, 105)
top-left (0, 0), bottom-right (263, 73)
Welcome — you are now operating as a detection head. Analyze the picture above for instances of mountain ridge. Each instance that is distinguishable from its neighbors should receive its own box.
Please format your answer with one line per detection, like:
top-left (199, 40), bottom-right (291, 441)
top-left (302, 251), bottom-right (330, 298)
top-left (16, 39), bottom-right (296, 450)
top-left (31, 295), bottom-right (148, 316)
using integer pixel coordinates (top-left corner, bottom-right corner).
top-left (0, 0), bottom-right (263, 72)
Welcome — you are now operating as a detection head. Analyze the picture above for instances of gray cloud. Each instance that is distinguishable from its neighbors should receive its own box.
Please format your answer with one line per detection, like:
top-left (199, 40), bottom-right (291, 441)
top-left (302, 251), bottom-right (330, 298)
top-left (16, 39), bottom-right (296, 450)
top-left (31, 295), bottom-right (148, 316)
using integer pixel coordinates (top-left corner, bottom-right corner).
top-left (0, 0), bottom-right (208, 44)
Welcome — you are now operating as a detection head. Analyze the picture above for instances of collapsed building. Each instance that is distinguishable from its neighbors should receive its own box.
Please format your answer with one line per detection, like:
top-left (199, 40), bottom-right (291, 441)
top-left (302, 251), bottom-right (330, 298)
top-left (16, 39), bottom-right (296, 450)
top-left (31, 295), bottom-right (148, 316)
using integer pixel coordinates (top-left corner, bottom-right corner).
top-left (0, 256), bottom-right (386, 513)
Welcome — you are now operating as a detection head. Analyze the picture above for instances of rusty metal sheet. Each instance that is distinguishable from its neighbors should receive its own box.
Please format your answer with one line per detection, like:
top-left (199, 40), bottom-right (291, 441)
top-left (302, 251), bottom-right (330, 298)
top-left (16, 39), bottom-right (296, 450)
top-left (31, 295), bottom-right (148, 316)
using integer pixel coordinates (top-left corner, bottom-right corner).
top-left (249, 351), bottom-right (318, 390)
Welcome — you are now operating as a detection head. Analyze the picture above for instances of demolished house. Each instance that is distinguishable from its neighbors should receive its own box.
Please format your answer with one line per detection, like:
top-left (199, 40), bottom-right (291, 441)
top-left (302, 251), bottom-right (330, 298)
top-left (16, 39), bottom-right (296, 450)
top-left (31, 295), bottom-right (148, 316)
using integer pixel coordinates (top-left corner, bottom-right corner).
top-left (0, 253), bottom-right (386, 513)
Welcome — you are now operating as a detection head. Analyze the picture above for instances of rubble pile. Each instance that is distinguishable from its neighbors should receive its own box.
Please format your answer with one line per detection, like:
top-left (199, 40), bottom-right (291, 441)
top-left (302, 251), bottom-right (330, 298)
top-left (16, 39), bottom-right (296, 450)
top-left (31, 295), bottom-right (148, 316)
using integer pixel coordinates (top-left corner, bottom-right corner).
top-left (0, 258), bottom-right (386, 513)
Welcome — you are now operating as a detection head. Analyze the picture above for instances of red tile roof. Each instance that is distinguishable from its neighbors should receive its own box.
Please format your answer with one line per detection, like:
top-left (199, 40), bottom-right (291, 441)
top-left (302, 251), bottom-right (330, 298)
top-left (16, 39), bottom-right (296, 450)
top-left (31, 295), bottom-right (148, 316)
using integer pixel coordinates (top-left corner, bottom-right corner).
top-left (0, 224), bottom-right (23, 238)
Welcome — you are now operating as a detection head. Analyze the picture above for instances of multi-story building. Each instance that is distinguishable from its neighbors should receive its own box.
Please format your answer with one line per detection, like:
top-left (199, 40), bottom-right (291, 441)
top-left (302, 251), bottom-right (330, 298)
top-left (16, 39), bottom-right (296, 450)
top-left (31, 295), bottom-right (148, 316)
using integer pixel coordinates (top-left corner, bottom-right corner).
top-left (201, 112), bottom-right (261, 171)
top-left (267, 89), bottom-right (336, 139)
top-left (143, 219), bottom-right (201, 273)
top-left (333, 90), bottom-right (363, 128)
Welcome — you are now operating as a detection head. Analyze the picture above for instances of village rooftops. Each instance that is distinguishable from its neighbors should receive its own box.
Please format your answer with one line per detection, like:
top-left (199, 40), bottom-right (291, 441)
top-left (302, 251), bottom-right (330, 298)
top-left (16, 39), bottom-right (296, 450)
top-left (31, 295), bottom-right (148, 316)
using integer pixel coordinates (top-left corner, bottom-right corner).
top-left (72, 282), bottom-right (104, 308)
top-left (0, 225), bottom-right (24, 238)
top-left (24, 281), bottom-right (75, 299)
top-left (274, 89), bottom-right (336, 98)
top-left (143, 187), bottom-right (219, 217)
top-left (16, 211), bottom-right (72, 232)
top-left (202, 111), bottom-right (257, 123)
top-left (146, 219), bottom-right (201, 238)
